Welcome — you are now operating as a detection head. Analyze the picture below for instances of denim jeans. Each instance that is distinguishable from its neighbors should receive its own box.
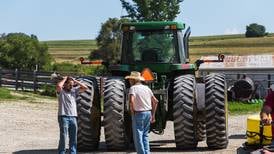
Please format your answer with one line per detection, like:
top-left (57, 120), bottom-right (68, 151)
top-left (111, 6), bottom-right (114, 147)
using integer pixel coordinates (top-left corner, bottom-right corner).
top-left (58, 116), bottom-right (77, 154)
top-left (132, 111), bottom-right (151, 154)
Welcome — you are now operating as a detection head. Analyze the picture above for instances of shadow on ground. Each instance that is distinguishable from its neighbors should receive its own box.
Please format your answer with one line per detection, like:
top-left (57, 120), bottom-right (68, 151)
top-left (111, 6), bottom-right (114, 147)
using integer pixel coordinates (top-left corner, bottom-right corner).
top-left (229, 134), bottom-right (246, 139)
top-left (14, 140), bottom-right (236, 154)
top-left (13, 149), bottom-right (57, 154)
top-left (236, 144), bottom-right (274, 154)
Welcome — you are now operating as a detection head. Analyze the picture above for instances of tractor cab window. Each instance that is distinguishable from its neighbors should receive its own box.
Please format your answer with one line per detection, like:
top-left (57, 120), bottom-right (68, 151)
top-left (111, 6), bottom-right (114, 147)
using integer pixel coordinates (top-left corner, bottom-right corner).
top-left (122, 30), bottom-right (178, 64)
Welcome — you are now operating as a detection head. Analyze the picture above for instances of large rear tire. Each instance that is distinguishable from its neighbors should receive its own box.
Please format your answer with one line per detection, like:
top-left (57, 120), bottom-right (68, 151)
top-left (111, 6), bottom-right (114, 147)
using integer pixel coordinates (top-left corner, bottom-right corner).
top-left (205, 73), bottom-right (228, 149)
top-left (196, 120), bottom-right (206, 141)
top-left (103, 77), bottom-right (129, 150)
top-left (173, 75), bottom-right (198, 149)
top-left (76, 77), bottom-right (101, 151)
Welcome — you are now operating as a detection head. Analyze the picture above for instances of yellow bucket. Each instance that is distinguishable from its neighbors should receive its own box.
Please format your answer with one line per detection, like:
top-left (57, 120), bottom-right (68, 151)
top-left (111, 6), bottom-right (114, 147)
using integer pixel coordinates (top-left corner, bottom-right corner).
top-left (246, 114), bottom-right (272, 145)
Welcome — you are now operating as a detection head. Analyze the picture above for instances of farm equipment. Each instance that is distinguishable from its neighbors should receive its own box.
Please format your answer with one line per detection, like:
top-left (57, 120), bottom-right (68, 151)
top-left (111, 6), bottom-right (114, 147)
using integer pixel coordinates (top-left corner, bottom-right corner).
top-left (76, 21), bottom-right (228, 151)
top-left (245, 115), bottom-right (272, 147)
top-left (241, 115), bottom-right (274, 154)
top-left (228, 75), bottom-right (257, 101)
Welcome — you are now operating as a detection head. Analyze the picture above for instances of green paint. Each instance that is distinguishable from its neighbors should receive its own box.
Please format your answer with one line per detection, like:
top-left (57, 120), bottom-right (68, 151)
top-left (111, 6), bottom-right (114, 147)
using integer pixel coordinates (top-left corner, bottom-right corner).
top-left (122, 21), bottom-right (185, 30)
top-left (110, 63), bottom-right (196, 73)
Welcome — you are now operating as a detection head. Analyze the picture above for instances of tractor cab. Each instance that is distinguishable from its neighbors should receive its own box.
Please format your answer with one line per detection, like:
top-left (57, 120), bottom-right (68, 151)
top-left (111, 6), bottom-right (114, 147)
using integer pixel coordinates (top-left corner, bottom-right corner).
top-left (121, 22), bottom-right (190, 65)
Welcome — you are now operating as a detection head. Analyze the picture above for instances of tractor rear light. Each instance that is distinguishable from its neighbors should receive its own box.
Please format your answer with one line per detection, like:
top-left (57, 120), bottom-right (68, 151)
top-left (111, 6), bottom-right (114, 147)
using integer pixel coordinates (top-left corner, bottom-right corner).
top-left (90, 60), bottom-right (103, 64)
top-left (79, 57), bottom-right (104, 65)
top-left (170, 25), bottom-right (177, 30)
top-left (141, 68), bottom-right (154, 81)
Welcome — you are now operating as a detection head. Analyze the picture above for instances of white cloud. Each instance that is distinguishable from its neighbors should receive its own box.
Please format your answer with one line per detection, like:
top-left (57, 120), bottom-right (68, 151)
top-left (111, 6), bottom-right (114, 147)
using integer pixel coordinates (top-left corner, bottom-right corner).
top-left (224, 28), bottom-right (240, 34)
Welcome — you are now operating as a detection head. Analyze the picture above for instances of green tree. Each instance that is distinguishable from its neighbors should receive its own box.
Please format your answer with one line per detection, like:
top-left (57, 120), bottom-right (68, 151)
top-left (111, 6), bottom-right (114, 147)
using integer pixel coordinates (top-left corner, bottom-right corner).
top-left (0, 33), bottom-right (52, 70)
top-left (89, 18), bottom-right (128, 62)
top-left (245, 23), bottom-right (267, 37)
top-left (120, 0), bottom-right (183, 21)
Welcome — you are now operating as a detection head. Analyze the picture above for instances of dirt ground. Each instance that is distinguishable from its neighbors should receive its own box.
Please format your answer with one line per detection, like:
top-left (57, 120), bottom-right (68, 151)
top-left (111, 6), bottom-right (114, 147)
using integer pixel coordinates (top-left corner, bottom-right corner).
top-left (0, 97), bottom-right (253, 154)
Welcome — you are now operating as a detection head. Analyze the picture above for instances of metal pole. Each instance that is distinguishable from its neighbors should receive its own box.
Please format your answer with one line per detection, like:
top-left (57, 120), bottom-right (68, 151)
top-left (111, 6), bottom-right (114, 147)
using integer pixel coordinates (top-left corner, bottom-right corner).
top-left (33, 70), bottom-right (37, 93)
top-left (0, 68), bottom-right (2, 87)
top-left (15, 69), bottom-right (18, 90)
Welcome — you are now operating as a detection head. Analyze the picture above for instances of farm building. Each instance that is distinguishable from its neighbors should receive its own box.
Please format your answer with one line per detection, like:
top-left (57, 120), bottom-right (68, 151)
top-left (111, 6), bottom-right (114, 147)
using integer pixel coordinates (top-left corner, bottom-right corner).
top-left (198, 55), bottom-right (274, 100)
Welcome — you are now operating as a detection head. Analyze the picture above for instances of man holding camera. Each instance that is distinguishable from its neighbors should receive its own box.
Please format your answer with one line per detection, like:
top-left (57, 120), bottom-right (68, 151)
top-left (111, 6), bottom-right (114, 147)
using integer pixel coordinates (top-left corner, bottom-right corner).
top-left (56, 76), bottom-right (88, 154)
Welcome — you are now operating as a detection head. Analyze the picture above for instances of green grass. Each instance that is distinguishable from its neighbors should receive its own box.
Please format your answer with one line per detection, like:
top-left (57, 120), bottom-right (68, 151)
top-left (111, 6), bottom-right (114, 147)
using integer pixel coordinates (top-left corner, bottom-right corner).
top-left (0, 87), bottom-right (55, 102)
top-left (0, 88), bottom-right (17, 99)
top-left (228, 101), bottom-right (263, 115)
top-left (16, 91), bottom-right (56, 100)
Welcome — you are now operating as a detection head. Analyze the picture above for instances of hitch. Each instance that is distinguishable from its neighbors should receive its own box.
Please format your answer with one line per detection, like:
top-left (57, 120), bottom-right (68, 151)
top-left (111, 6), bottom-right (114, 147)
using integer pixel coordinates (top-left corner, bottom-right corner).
top-left (195, 54), bottom-right (225, 69)
top-left (79, 57), bottom-right (109, 66)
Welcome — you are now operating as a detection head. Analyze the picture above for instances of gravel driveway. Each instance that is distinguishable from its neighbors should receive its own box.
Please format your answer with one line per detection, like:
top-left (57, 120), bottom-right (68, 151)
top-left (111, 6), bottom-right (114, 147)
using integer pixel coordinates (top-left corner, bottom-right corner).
top-left (0, 98), bottom-right (253, 154)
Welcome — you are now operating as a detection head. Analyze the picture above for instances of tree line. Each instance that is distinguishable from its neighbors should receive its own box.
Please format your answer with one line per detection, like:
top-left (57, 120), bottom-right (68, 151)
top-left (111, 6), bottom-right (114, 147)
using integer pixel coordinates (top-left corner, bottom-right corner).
top-left (0, 33), bottom-right (52, 71)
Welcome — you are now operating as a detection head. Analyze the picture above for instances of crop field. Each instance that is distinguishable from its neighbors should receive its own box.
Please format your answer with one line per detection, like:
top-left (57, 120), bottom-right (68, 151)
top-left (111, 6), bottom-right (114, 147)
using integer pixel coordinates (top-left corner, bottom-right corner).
top-left (189, 33), bottom-right (274, 62)
top-left (44, 34), bottom-right (274, 63)
top-left (43, 39), bottom-right (97, 63)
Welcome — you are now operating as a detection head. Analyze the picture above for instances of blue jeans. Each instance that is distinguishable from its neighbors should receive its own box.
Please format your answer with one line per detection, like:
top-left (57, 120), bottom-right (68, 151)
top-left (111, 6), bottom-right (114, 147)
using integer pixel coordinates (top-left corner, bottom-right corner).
top-left (132, 111), bottom-right (151, 154)
top-left (58, 116), bottom-right (77, 154)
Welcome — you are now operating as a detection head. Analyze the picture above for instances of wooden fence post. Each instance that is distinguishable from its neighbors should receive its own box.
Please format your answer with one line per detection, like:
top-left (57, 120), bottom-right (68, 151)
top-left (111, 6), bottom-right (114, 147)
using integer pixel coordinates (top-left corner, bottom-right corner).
top-left (15, 69), bottom-right (18, 91)
top-left (0, 68), bottom-right (2, 87)
top-left (33, 70), bottom-right (37, 93)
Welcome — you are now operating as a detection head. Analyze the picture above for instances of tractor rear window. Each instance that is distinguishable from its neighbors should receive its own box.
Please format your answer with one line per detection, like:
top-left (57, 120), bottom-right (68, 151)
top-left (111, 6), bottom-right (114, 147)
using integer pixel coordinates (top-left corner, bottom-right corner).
top-left (125, 30), bottom-right (177, 63)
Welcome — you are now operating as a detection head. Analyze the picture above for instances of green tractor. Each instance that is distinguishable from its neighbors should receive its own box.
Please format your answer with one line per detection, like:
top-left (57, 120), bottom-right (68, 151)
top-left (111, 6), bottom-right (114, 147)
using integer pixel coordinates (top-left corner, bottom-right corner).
top-left (76, 21), bottom-right (228, 151)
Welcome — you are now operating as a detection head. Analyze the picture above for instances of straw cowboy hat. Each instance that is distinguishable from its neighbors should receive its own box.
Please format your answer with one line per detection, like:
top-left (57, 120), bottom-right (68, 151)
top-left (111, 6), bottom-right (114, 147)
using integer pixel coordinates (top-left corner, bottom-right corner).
top-left (125, 71), bottom-right (145, 81)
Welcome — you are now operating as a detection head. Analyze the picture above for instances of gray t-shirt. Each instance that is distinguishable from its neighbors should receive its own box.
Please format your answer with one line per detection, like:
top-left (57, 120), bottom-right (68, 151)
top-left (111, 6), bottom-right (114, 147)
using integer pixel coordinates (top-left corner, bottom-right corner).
top-left (57, 87), bottom-right (80, 117)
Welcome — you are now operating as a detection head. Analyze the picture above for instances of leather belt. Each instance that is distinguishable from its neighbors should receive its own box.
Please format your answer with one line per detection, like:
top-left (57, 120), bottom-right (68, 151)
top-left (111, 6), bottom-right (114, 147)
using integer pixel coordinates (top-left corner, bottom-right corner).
top-left (134, 110), bottom-right (151, 113)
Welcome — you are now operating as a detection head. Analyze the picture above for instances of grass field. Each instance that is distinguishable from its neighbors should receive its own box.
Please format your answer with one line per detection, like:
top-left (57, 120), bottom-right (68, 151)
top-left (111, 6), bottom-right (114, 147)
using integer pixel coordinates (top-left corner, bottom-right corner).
top-left (43, 33), bottom-right (274, 63)
top-left (43, 39), bottom-right (97, 63)
top-left (0, 88), bottom-right (16, 99)
top-left (228, 101), bottom-right (263, 115)
top-left (189, 34), bottom-right (274, 62)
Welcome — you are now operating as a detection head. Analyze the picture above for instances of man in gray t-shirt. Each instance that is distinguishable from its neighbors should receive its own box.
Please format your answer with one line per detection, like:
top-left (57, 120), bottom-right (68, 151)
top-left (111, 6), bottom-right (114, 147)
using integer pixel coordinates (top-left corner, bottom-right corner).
top-left (56, 76), bottom-right (88, 154)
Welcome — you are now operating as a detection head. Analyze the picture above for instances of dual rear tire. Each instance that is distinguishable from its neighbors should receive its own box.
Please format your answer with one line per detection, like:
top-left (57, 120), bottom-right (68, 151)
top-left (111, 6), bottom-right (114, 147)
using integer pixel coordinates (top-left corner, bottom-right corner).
top-left (76, 73), bottom-right (228, 151)
top-left (76, 77), bottom-right (101, 151)
top-left (77, 77), bottom-right (131, 151)
top-left (173, 74), bottom-right (228, 149)
top-left (205, 73), bottom-right (228, 149)
top-left (173, 75), bottom-right (198, 149)
top-left (103, 77), bottom-right (131, 150)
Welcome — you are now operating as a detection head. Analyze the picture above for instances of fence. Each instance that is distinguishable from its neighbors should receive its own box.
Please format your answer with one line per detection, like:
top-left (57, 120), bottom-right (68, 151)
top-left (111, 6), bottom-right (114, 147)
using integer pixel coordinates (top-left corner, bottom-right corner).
top-left (0, 69), bottom-right (55, 92)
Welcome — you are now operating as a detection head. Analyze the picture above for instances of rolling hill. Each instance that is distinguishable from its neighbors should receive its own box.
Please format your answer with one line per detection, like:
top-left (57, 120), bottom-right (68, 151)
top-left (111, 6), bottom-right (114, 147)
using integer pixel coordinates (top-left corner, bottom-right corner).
top-left (43, 39), bottom-right (97, 63)
top-left (43, 33), bottom-right (274, 63)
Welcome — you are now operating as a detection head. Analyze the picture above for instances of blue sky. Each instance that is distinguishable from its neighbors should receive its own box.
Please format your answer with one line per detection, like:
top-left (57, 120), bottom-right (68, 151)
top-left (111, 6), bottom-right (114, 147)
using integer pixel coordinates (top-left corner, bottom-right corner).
top-left (0, 0), bottom-right (273, 41)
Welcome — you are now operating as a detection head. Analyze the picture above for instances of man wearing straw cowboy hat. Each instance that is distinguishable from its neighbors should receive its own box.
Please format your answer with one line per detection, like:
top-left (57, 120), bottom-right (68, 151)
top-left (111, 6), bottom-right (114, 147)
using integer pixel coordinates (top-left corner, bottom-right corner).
top-left (125, 71), bottom-right (158, 154)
